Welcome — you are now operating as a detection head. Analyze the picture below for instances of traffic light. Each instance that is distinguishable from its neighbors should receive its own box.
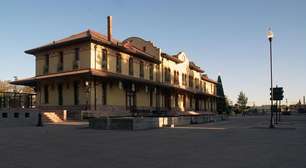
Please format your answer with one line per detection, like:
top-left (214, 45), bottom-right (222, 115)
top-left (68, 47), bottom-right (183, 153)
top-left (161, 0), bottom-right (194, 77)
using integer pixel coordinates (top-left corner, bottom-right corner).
top-left (270, 87), bottom-right (284, 100)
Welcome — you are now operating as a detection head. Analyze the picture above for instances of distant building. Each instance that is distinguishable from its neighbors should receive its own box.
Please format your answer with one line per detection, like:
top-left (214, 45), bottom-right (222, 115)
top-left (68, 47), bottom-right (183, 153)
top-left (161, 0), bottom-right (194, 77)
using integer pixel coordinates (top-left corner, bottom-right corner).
top-left (12, 16), bottom-right (224, 119)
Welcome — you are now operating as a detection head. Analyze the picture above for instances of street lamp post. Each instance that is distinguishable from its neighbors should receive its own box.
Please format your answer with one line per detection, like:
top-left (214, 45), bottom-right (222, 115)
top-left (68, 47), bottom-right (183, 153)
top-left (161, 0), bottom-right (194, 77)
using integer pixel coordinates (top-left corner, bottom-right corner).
top-left (85, 81), bottom-right (90, 111)
top-left (267, 28), bottom-right (274, 128)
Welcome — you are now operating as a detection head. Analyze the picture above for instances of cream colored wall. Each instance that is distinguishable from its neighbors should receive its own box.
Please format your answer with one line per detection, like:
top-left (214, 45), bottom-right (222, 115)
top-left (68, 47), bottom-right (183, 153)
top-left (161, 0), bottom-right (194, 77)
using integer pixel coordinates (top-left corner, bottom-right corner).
top-left (34, 40), bottom-right (217, 112)
top-left (136, 86), bottom-right (150, 107)
top-left (91, 43), bottom-right (157, 82)
top-left (106, 82), bottom-right (125, 106)
top-left (37, 79), bottom-right (94, 108)
top-left (35, 42), bottom-right (91, 76)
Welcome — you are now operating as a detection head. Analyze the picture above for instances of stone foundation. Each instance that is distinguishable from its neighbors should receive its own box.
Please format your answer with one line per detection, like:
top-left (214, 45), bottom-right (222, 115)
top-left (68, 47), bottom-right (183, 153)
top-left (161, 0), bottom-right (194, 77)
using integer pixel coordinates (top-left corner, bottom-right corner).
top-left (89, 114), bottom-right (228, 130)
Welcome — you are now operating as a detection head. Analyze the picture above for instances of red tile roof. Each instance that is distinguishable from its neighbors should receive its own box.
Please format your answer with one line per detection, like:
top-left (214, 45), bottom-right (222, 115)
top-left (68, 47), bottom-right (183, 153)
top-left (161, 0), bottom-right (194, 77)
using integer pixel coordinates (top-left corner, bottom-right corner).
top-left (201, 74), bottom-right (218, 84)
top-left (189, 62), bottom-right (204, 73)
top-left (161, 52), bottom-right (183, 63)
top-left (25, 29), bottom-right (160, 63)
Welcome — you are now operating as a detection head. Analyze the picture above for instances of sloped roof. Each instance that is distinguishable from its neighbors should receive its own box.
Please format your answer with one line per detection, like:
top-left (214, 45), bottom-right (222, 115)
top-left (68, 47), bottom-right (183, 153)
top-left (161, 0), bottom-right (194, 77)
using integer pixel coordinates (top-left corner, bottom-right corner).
top-left (189, 61), bottom-right (204, 73)
top-left (25, 29), bottom-right (119, 54)
top-left (161, 52), bottom-right (183, 63)
top-left (25, 29), bottom-right (160, 63)
top-left (201, 74), bottom-right (217, 84)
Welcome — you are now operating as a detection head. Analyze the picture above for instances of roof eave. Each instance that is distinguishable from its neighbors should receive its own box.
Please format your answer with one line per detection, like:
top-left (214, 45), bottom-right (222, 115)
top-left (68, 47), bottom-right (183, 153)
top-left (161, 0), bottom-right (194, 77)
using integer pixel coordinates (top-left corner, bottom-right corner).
top-left (24, 36), bottom-right (91, 55)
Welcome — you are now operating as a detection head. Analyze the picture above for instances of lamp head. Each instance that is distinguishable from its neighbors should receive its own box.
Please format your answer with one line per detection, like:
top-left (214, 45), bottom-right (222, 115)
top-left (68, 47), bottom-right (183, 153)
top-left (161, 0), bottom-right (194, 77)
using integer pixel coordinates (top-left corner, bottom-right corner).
top-left (267, 27), bottom-right (273, 40)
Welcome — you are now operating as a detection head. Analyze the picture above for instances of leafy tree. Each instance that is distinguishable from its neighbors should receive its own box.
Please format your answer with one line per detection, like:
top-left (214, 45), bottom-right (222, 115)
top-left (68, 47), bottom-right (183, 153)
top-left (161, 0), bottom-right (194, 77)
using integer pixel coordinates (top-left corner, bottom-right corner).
top-left (0, 80), bottom-right (14, 92)
top-left (237, 91), bottom-right (248, 113)
top-left (0, 80), bottom-right (34, 93)
top-left (224, 95), bottom-right (232, 115)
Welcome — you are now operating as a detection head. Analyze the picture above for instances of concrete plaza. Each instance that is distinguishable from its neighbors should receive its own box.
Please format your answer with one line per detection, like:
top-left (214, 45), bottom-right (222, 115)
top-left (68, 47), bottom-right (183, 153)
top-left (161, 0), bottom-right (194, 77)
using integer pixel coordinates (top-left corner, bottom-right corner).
top-left (1, 114), bottom-right (306, 168)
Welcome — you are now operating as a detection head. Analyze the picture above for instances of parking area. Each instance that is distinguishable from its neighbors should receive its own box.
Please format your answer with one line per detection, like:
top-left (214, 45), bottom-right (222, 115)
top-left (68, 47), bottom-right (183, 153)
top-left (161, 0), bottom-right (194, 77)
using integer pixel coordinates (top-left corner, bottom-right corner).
top-left (1, 114), bottom-right (306, 168)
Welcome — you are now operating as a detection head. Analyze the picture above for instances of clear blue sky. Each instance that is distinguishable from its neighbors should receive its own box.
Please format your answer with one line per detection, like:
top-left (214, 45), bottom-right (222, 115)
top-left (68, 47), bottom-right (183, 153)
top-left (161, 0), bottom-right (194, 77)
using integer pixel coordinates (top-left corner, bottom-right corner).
top-left (0, 0), bottom-right (305, 105)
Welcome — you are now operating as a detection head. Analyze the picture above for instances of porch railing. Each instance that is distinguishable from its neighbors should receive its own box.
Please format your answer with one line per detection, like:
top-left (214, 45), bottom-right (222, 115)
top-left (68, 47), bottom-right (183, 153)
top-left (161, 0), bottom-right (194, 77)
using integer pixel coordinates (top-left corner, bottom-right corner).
top-left (0, 92), bottom-right (36, 109)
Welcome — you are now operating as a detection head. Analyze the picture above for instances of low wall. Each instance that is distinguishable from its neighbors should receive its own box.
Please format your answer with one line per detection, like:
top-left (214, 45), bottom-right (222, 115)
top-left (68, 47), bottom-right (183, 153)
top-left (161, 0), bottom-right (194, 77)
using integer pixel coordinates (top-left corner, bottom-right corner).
top-left (89, 114), bottom-right (229, 130)
top-left (0, 109), bottom-right (39, 127)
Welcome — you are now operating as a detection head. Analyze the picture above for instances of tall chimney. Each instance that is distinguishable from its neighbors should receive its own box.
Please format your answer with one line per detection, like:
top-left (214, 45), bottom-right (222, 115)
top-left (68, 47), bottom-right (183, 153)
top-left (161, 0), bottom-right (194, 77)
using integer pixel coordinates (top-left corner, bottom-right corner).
top-left (303, 96), bottom-right (305, 105)
top-left (107, 16), bottom-right (112, 41)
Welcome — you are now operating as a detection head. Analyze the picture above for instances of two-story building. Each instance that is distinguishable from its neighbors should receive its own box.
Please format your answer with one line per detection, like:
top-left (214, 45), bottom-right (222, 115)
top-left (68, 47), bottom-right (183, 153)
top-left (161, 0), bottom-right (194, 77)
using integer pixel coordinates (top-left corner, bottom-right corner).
top-left (12, 16), bottom-right (222, 120)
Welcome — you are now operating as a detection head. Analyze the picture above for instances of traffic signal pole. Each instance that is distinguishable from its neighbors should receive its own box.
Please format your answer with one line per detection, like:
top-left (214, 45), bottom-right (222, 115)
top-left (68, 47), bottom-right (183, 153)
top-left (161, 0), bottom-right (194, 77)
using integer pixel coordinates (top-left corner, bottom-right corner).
top-left (269, 36), bottom-right (274, 128)
top-left (278, 100), bottom-right (282, 122)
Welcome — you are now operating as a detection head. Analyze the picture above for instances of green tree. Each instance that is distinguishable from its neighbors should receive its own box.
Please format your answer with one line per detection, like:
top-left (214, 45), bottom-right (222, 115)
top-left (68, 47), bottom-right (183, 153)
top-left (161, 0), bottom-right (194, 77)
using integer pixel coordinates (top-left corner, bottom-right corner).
top-left (0, 80), bottom-right (13, 92)
top-left (237, 91), bottom-right (248, 114)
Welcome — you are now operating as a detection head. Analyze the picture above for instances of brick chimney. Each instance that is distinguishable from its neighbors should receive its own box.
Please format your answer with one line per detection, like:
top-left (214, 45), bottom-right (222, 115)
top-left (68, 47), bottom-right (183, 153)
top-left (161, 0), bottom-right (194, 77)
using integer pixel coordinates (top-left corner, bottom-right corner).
top-left (107, 16), bottom-right (112, 41)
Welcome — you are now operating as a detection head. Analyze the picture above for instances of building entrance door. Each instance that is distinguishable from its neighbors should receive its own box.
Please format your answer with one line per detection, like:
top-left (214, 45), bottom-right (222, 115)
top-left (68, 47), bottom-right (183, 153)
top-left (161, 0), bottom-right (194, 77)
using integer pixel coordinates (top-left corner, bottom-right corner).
top-left (126, 91), bottom-right (136, 114)
top-left (164, 91), bottom-right (171, 111)
top-left (195, 97), bottom-right (199, 111)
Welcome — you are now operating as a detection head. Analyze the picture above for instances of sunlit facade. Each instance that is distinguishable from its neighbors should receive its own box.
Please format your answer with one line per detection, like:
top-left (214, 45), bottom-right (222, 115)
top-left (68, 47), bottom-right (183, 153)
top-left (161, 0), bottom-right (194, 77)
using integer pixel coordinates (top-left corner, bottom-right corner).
top-left (13, 17), bottom-right (221, 119)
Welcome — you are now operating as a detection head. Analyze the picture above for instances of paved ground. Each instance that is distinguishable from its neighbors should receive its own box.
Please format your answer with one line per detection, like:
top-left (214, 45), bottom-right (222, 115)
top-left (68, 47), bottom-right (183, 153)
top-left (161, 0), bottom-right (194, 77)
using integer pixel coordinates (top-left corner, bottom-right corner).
top-left (1, 114), bottom-right (306, 168)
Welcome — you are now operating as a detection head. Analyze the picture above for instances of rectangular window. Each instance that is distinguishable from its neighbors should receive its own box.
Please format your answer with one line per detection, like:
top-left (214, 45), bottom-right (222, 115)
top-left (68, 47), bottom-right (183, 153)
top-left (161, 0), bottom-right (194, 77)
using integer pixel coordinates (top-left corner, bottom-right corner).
top-left (139, 61), bottom-right (144, 78)
top-left (204, 82), bottom-right (207, 92)
top-left (150, 90), bottom-right (153, 107)
top-left (73, 82), bottom-right (79, 105)
top-left (195, 78), bottom-right (199, 89)
top-left (174, 71), bottom-right (179, 85)
top-left (149, 64), bottom-right (153, 80)
top-left (102, 83), bottom-right (107, 105)
top-left (116, 53), bottom-right (122, 73)
top-left (189, 76), bottom-right (194, 88)
top-left (44, 85), bottom-right (49, 104)
top-left (58, 83), bottom-right (63, 105)
top-left (189, 96), bottom-right (193, 109)
top-left (73, 48), bottom-right (80, 69)
top-left (129, 58), bottom-right (134, 75)
top-left (164, 68), bottom-right (171, 83)
top-left (75, 48), bottom-right (80, 61)
top-left (102, 49), bottom-right (108, 70)
top-left (14, 112), bottom-right (19, 118)
top-left (44, 54), bottom-right (49, 74)
top-left (175, 94), bottom-right (178, 107)
top-left (58, 52), bottom-right (64, 72)
top-left (183, 95), bottom-right (186, 109)
top-left (2, 113), bottom-right (8, 118)
top-left (182, 74), bottom-right (187, 86)
top-left (156, 65), bottom-right (160, 82)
